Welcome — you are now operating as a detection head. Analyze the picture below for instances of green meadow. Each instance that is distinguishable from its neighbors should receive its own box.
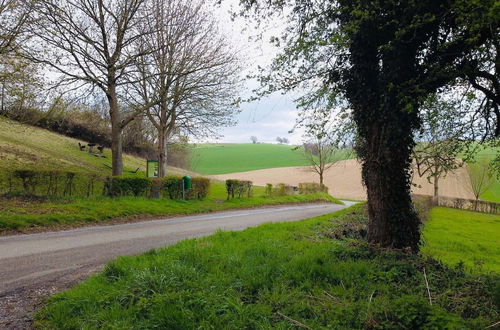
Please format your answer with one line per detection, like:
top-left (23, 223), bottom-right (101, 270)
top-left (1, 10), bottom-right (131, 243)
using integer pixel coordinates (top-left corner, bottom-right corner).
top-left (422, 207), bottom-right (500, 274)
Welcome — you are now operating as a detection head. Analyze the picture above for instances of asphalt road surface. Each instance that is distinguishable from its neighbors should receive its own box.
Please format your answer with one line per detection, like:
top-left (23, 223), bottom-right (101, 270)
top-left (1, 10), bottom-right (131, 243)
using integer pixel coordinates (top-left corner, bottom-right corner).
top-left (0, 202), bottom-right (355, 298)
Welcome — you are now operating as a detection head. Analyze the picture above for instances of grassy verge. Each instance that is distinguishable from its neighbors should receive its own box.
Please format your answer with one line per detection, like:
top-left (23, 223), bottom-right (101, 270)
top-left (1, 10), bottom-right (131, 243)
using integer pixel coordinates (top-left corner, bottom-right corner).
top-left (422, 207), bottom-right (500, 274)
top-left (0, 182), bottom-right (340, 232)
top-left (36, 205), bottom-right (498, 329)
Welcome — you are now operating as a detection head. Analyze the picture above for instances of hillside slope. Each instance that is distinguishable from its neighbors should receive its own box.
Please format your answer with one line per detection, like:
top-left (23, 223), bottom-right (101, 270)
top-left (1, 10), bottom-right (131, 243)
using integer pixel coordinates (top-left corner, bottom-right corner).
top-left (0, 117), bottom-right (191, 177)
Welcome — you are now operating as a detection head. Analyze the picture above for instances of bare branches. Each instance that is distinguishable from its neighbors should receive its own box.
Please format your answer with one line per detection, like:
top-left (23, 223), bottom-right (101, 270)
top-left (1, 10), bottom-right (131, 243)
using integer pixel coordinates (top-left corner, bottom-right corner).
top-left (0, 0), bottom-right (33, 55)
top-left (129, 0), bottom-right (241, 176)
top-left (24, 0), bottom-right (158, 175)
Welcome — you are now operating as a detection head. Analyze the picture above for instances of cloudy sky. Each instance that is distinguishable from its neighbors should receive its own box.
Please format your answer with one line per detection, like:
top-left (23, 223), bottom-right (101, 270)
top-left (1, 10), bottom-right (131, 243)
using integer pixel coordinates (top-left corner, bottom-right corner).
top-left (201, 1), bottom-right (305, 145)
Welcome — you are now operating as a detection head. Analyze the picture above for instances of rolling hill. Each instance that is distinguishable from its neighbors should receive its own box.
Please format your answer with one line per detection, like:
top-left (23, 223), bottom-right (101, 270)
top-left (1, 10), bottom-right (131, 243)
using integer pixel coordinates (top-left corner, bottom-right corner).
top-left (191, 143), bottom-right (354, 175)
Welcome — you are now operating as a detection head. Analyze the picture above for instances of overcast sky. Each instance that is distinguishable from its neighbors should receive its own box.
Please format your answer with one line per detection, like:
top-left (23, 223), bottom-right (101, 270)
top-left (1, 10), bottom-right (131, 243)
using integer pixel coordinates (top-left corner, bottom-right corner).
top-left (198, 1), bottom-right (305, 145)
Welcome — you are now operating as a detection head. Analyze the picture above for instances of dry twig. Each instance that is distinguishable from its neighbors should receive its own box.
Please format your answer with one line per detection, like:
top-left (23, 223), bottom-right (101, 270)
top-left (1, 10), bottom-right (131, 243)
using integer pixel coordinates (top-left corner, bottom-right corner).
top-left (277, 311), bottom-right (312, 329)
top-left (423, 267), bottom-right (432, 305)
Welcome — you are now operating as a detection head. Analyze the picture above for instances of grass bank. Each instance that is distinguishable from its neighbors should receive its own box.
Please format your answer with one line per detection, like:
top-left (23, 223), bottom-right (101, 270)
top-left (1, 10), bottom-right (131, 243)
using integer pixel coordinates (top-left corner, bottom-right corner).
top-left (0, 182), bottom-right (340, 232)
top-left (36, 205), bottom-right (499, 329)
top-left (422, 207), bottom-right (500, 273)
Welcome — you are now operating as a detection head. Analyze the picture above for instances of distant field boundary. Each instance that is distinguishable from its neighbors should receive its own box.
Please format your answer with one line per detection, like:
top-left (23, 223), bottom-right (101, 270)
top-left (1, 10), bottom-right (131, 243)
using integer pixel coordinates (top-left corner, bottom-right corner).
top-left (413, 194), bottom-right (500, 214)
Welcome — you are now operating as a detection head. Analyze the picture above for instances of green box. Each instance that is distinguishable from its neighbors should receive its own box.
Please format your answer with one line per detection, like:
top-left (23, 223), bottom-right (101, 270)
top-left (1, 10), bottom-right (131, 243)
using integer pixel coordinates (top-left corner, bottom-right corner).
top-left (147, 160), bottom-right (159, 178)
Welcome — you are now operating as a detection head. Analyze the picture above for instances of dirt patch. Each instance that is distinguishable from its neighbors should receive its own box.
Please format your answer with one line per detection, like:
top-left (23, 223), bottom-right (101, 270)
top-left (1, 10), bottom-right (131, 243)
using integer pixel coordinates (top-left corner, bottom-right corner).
top-left (0, 265), bottom-right (101, 330)
top-left (212, 159), bottom-right (474, 200)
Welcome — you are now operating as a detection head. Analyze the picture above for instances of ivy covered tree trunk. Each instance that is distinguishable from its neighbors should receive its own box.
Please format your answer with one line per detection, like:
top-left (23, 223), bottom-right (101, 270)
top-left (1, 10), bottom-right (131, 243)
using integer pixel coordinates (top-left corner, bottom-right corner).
top-left (345, 9), bottom-right (423, 251)
top-left (360, 123), bottom-right (420, 251)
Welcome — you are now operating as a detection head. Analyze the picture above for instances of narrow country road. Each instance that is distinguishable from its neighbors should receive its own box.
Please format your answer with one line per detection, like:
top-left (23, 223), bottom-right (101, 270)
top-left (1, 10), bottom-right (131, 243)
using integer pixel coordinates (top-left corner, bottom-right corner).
top-left (0, 202), bottom-right (354, 329)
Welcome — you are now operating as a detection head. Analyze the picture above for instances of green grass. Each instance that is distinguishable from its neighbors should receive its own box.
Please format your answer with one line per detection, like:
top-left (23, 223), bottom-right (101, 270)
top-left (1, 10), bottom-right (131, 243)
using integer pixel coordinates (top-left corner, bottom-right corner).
top-left (191, 143), bottom-right (353, 175)
top-left (36, 205), bottom-right (499, 329)
top-left (468, 145), bottom-right (500, 203)
top-left (422, 207), bottom-right (500, 274)
top-left (0, 181), bottom-right (341, 232)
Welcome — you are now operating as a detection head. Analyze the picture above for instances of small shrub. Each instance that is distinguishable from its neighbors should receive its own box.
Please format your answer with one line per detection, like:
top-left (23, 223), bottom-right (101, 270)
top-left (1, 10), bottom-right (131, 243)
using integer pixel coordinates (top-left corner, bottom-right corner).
top-left (298, 182), bottom-right (328, 194)
top-left (226, 179), bottom-right (253, 199)
top-left (187, 177), bottom-right (210, 199)
top-left (273, 183), bottom-right (294, 196)
top-left (265, 183), bottom-right (273, 197)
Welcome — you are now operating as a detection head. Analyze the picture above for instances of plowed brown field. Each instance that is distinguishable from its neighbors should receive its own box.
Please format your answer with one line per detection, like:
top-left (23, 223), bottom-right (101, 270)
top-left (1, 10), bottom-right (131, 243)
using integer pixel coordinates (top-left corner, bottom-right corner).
top-left (212, 159), bottom-right (474, 200)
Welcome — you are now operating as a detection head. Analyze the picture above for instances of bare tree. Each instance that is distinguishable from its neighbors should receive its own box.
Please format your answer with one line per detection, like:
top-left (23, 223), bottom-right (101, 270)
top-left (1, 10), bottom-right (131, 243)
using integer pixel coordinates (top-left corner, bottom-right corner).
top-left (302, 132), bottom-right (346, 186)
top-left (413, 94), bottom-right (471, 198)
top-left (466, 160), bottom-right (493, 210)
top-left (0, 0), bottom-right (32, 55)
top-left (276, 136), bottom-right (283, 144)
top-left (281, 137), bottom-right (289, 144)
top-left (250, 136), bottom-right (257, 144)
top-left (27, 0), bottom-right (156, 175)
top-left (131, 0), bottom-right (240, 177)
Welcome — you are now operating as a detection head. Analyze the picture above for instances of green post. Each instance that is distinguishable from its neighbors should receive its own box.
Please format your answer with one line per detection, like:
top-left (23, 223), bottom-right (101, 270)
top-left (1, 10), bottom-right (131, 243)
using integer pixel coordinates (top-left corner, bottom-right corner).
top-left (182, 176), bottom-right (191, 200)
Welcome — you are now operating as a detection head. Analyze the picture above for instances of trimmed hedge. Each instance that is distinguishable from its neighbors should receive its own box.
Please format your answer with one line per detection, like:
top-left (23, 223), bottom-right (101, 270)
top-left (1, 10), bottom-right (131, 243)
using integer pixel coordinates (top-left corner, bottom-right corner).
top-left (226, 179), bottom-right (253, 199)
top-left (5, 169), bottom-right (104, 197)
top-left (2, 170), bottom-right (211, 200)
top-left (298, 182), bottom-right (328, 194)
top-left (187, 177), bottom-right (210, 200)
top-left (265, 183), bottom-right (296, 197)
top-left (104, 177), bottom-right (152, 197)
top-left (106, 176), bottom-right (211, 200)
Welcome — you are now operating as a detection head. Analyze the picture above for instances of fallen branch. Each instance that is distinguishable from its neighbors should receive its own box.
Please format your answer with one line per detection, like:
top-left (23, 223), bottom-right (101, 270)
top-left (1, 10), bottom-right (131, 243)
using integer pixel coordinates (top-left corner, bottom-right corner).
top-left (423, 267), bottom-right (432, 305)
top-left (485, 320), bottom-right (500, 329)
top-left (277, 312), bottom-right (312, 329)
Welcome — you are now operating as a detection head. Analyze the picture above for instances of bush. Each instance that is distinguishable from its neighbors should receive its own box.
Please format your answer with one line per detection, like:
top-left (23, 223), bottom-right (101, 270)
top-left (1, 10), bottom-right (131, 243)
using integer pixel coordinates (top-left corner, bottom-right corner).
top-left (162, 176), bottom-right (183, 199)
top-left (298, 182), bottom-right (328, 194)
top-left (162, 176), bottom-right (211, 200)
top-left (105, 177), bottom-right (152, 197)
top-left (225, 179), bottom-right (253, 199)
top-left (187, 177), bottom-right (210, 199)
top-left (265, 183), bottom-right (273, 197)
top-left (273, 183), bottom-right (295, 196)
top-left (6, 169), bottom-right (104, 197)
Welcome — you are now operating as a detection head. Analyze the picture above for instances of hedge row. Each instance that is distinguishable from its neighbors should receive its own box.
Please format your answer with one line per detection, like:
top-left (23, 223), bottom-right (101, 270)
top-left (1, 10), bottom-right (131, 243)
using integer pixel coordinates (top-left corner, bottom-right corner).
top-left (298, 182), bottom-right (328, 194)
top-left (2, 170), bottom-right (210, 200)
top-left (225, 179), bottom-right (253, 199)
top-left (4, 169), bottom-right (105, 197)
top-left (265, 183), bottom-right (295, 197)
top-left (264, 182), bottom-right (328, 197)
top-left (105, 176), bottom-right (210, 200)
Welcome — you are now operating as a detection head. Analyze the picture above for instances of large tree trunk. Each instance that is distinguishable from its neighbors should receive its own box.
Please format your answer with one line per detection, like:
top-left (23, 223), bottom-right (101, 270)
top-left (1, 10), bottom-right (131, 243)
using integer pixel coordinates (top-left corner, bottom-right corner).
top-left (158, 126), bottom-right (167, 177)
top-left (361, 126), bottom-right (421, 252)
top-left (108, 84), bottom-right (123, 176)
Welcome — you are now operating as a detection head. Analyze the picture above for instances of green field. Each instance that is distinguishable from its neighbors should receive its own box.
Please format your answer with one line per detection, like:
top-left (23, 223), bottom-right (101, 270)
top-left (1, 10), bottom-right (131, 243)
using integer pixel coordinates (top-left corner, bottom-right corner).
top-left (191, 143), bottom-right (309, 174)
top-left (422, 207), bottom-right (500, 273)
top-left (36, 205), bottom-right (499, 329)
top-left (472, 146), bottom-right (500, 203)
top-left (191, 143), bottom-right (354, 175)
